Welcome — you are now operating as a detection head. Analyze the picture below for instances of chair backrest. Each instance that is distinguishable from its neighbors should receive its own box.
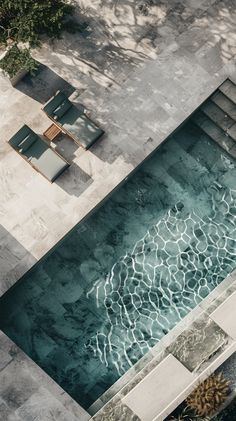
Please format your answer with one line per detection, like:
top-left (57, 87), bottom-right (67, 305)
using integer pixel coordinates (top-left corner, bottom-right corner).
top-left (43, 91), bottom-right (68, 117)
top-left (9, 125), bottom-right (36, 150)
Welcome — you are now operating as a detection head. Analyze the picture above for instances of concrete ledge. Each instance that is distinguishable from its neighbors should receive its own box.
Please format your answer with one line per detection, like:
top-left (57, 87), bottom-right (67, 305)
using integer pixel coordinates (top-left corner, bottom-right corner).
top-left (158, 342), bottom-right (236, 421)
top-left (123, 354), bottom-right (193, 421)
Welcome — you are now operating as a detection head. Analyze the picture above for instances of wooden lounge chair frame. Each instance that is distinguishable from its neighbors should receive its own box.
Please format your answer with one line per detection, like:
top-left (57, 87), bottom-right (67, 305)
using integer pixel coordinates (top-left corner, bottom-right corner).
top-left (8, 125), bottom-right (70, 183)
top-left (42, 91), bottom-right (104, 149)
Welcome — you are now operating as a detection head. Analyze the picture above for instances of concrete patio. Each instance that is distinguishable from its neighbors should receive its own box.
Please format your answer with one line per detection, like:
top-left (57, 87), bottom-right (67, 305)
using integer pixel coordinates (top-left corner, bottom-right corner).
top-left (0, 0), bottom-right (236, 419)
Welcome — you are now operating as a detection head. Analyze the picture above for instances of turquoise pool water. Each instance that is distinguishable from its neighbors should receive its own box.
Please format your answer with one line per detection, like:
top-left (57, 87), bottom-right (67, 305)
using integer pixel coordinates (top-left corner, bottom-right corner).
top-left (0, 121), bottom-right (236, 410)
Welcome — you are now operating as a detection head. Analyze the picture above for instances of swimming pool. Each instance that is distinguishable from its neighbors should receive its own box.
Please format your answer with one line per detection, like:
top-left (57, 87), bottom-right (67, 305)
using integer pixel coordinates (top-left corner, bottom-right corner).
top-left (0, 120), bottom-right (236, 410)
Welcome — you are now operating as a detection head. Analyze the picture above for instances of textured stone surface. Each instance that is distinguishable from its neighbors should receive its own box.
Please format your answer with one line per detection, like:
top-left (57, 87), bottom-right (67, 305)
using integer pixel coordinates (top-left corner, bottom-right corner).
top-left (0, 332), bottom-right (90, 421)
top-left (92, 397), bottom-right (140, 421)
top-left (16, 387), bottom-right (80, 421)
top-left (168, 315), bottom-right (229, 372)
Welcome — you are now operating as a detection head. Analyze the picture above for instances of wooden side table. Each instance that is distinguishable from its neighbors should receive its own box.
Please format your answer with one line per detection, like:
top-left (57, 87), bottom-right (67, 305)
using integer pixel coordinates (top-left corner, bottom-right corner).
top-left (44, 123), bottom-right (62, 142)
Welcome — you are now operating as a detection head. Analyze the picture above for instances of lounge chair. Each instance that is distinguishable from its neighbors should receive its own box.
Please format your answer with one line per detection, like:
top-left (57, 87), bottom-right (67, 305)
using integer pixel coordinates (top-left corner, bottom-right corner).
top-left (42, 91), bottom-right (104, 149)
top-left (9, 125), bottom-right (70, 182)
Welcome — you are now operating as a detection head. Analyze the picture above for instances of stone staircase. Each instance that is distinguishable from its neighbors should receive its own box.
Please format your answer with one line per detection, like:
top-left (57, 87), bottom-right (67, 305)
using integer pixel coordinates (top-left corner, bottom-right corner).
top-left (191, 78), bottom-right (236, 159)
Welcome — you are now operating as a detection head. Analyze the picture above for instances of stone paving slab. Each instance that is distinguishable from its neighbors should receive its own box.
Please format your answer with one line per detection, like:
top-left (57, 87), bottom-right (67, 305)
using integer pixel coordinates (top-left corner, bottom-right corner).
top-left (0, 332), bottom-right (90, 421)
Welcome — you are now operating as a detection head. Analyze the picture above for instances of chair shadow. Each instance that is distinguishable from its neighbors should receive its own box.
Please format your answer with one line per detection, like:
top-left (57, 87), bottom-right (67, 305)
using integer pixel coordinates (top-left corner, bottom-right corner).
top-left (49, 133), bottom-right (93, 197)
top-left (50, 133), bottom-right (78, 162)
top-left (16, 62), bottom-right (75, 104)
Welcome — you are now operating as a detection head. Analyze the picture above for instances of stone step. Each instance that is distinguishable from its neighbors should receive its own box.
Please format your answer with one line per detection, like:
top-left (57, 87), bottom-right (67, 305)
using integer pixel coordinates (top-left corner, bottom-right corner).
top-left (191, 110), bottom-right (235, 154)
top-left (201, 100), bottom-right (235, 133)
top-left (211, 91), bottom-right (236, 120)
top-left (227, 123), bottom-right (236, 142)
top-left (219, 78), bottom-right (236, 105)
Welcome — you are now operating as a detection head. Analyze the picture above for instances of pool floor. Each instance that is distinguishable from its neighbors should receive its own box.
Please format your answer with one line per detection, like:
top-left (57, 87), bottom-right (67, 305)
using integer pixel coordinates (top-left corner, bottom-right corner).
top-left (0, 120), bottom-right (236, 409)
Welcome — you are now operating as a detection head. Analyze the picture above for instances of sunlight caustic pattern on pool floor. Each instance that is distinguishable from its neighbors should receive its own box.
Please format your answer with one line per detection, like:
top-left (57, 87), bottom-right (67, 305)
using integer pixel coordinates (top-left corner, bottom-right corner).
top-left (86, 184), bottom-right (236, 376)
top-left (0, 121), bottom-right (236, 409)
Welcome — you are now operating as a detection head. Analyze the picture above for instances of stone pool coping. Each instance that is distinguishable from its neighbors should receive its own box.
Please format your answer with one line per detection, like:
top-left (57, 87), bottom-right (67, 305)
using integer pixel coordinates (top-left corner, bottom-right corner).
top-left (91, 269), bottom-right (236, 420)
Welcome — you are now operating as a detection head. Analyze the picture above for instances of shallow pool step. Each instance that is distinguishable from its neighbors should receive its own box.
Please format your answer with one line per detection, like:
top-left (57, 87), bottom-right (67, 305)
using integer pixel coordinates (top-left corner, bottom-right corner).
top-left (151, 138), bottom-right (211, 197)
top-left (191, 110), bottom-right (235, 154)
top-left (219, 78), bottom-right (236, 105)
top-left (161, 137), bottom-right (210, 175)
top-left (201, 100), bottom-right (236, 135)
top-left (211, 91), bottom-right (236, 121)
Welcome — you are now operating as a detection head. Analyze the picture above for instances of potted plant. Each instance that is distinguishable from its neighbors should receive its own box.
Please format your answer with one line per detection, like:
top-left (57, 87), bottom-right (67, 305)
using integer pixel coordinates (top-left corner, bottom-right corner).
top-left (186, 373), bottom-right (230, 418)
top-left (167, 372), bottom-right (231, 421)
top-left (0, 45), bottom-right (38, 86)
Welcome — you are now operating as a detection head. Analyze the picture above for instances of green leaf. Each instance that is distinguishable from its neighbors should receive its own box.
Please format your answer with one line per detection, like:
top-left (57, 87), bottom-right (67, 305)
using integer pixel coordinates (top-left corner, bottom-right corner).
top-left (0, 0), bottom-right (76, 46)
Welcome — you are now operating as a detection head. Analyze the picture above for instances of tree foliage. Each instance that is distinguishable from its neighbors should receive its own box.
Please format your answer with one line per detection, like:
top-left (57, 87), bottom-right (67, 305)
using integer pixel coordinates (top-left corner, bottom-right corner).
top-left (0, 0), bottom-right (75, 46)
top-left (0, 46), bottom-right (38, 78)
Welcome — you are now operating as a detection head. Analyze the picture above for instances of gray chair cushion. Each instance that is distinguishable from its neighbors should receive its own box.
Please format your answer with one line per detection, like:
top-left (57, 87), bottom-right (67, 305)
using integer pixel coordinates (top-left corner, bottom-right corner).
top-left (9, 125), bottom-right (69, 182)
top-left (43, 91), bottom-right (68, 117)
top-left (9, 125), bottom-right (32, 149)
top-left (43, 91), bottom-right (104, 149)
top-left (18, 132), bottom-right (37, 153)
top-left (53, 100), bottom-right (72, 120)
top-left (62, 112), bottom-right (104, 149)
top-left (24, 139), bottom-right (69, 182)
